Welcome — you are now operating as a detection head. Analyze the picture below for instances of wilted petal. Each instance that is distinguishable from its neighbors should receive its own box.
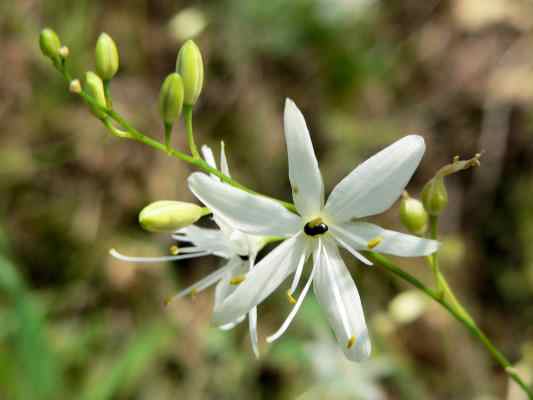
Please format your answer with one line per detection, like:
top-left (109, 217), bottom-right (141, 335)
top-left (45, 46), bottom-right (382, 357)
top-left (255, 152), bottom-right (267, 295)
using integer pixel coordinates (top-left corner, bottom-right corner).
top-left (331, 222), bottom-right (439, 257)
top-left (284, 99), bottom-right (324, 218)
top-left (189, 172), bottom-right (301, 237)
top-left (324, 135), bottom-right (425, 223)
top-left (313, 240), bottom-right (371, 362)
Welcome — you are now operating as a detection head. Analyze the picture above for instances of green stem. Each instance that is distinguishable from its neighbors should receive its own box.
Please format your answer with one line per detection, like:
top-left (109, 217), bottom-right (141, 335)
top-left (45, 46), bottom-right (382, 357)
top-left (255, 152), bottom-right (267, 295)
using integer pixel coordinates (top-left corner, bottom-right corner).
top-left (183, 105), bottom-right (200, 159)
top-left (367, 252), bottom-right (532, 398)
top-left (103, 80), bottom-right (112, 108)
top-left (164, 122), bottom-right (173, 152)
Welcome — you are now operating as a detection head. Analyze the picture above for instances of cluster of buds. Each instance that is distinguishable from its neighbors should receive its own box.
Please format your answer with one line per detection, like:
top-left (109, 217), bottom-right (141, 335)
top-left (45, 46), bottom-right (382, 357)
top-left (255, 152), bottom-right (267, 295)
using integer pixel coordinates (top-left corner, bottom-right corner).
top-left (160, 40), bottom-right (204, 148)
top-left (400, 153), bottom-right (481, 235)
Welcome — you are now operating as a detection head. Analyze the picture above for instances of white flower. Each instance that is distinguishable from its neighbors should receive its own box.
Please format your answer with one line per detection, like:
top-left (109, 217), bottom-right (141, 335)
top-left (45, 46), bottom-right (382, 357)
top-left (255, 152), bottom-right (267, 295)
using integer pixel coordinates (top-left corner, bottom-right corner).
top-left (187, 99), bottom-right (439, 361)
top-left (111, 143), bottom-right (265, 357)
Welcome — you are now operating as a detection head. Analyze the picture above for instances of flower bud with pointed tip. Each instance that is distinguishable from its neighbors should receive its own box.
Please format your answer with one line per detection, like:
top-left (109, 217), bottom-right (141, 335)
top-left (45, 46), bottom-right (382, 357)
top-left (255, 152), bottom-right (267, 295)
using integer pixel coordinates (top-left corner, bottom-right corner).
top-left (39, 28), bottom-right (61, 61)
top-left (139, 201), bottom-right (208, 232)
top-left (95, 33), bottom-right (120, 80)
top-left (399, 192), bottom-right (428, 235)
top-left (176, 40), bottom-right (204, 105)
top-left (84, 71), bottom-right (107, 118)
top-left (159, 73), bottom-right (184, 124)
top-left (422, 177), bottom-right (448, 216)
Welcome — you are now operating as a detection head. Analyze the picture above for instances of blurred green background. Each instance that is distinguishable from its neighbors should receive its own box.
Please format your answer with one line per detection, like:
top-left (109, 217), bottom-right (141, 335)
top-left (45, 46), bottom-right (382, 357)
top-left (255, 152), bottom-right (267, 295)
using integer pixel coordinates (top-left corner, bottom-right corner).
top-left (1, 0), bottom-right (533, 399)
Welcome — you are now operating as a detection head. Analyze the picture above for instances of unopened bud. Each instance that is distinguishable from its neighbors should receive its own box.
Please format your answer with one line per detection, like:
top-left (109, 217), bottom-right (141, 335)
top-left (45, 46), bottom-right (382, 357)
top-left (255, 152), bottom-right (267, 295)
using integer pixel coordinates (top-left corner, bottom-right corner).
top-left (421, 177), bottom-right (448, 216)
top-left (159, 73), bottom-right (184, 124)
top-left (139, 201), bottom-right (208, 232)
top-left (399, 192), bottom-right (428, 235)
top-left (59, 46), bottom-right (69, 58)
top-left (69, 79), bottom-right (82, 94)
top-left (39, 28), bottom-right (61, 61)
top-left (176, 40), bottom-right (203, 105)
top-left (95, 33), bottom-right (120, 80)
top-left (84, 71), bottom-right (107, 118)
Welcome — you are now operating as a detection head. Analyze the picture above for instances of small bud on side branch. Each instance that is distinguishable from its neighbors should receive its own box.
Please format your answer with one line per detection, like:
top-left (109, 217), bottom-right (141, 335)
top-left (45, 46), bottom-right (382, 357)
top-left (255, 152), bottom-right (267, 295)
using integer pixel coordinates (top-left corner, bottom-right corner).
top-left (176, 40), bottom-right (204, 106)
top-left (95, 33), bottom-right (120, 80)
top-left (84, 71), bottom-right (107, 118)
top-left (39, 28), bottom-right (61, 61)
top-left (139, 201), bottom-right (209, 232)
top-left (400, 192), bottom-right (428, 235)
top-left (69, 79), bottom-right (82, 94)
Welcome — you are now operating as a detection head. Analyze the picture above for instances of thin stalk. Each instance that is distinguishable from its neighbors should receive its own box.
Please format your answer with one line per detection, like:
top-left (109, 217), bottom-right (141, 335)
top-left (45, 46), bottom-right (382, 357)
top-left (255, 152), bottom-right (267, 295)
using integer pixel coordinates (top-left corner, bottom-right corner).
top-left (366, 252), bottom-right (532, 398)
top-left (183, 105), bottom-right (200, 159)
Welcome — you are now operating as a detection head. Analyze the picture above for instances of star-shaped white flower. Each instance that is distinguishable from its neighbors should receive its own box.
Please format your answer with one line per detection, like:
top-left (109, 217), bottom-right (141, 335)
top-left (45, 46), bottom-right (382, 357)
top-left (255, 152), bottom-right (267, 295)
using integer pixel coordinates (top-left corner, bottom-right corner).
top-left (187, 99), bottom-right (438, 361)
top-left (111, 143), bottom-right (265, 357)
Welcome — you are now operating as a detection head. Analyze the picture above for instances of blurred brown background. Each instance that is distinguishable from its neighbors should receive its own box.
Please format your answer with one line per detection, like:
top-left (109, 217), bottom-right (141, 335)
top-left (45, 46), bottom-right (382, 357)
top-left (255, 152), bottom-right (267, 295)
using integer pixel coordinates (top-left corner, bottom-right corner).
top-left (1, 0), bottom-right (533, 399)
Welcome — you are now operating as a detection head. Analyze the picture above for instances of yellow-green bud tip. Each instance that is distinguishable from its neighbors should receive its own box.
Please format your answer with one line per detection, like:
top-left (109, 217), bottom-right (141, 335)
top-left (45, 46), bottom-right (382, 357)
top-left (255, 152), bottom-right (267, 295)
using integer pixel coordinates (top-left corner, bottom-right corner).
top-left (59, 46), bottom-right (69, 58)
top-left (399, 192), bottom-right (429, 235)
top-left (176, 40), bottom-right (204, 106)
top-left (421, 177), bottom-right (448, 216)
top-left (84, 71), bottom-right (107, 118)
top-left (69, 79), bottom-right (82, 94)
top-left (159, 73), bottom-right (184, 124)
top-left (95, 33), bottom-right (120, 80)
top-left (39, 28), bottom-right (61, 60)
top-left (139, 201), bottom-right (207, 232)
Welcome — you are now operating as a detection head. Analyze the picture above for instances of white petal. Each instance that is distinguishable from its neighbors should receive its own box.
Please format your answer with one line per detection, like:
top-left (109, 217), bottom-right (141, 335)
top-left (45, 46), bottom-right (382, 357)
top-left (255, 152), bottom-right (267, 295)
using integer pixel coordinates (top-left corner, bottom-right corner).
top-left (313, 240), bottom-right (371, 362)
top-left (324, 135), bottom-right (425, 223)
top-left (109, 248), bottom-right (210, 263)
top-left (331, 233), bottom-right (373, 266)
top-left (174, 225), bottom-right (233, 258)
top-left (266, 240), bottom-right (319, 343)
top-left (214, 258), bottom-right (246, 307)
top-left (249, 307), bottom-right (259, 358)
top-left (284, 99), bottom-right (324, 218)
top-left (332, 222), bottom-right (439, 257)
top-left (212, 234), bottom-right (306, 326)
top-left (201, 145), bottom-right (217, 170)
top-left (188, 172), bottom-right (301, 237)
top-left (220, 141), bottom-right (231, 177)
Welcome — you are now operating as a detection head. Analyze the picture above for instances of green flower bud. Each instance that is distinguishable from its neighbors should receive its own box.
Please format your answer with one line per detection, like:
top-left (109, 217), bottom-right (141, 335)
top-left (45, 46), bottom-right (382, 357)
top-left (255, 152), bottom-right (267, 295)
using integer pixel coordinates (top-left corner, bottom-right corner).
top-left (139, 201), bottom-right (208, 232)
top-left (159, 73), bottom-right (184, 124)
top-left (39, 28), bottom-right (61, 61)
top-left (95, 33), bottom-right (120, 80)
top-left (421, 177), bottom-right (448, 216)
top-left (399, 192), bottom-right (428, 235)
top-left (176, 40), bottom-right (204, 105)
top-left (84, 71), bottom-right (107, 118)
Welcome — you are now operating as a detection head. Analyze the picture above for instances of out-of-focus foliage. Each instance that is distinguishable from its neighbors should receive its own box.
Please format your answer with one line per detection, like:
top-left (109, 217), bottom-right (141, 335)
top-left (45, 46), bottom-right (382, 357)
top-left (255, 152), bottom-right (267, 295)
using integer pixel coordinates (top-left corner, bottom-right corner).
top-left (1, 0), bottom-right (533, 399)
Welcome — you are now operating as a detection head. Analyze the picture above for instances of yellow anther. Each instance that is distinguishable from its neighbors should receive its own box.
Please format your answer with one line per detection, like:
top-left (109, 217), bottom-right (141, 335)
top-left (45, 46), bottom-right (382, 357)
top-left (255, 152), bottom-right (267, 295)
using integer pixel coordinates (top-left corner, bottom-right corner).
top-left (229, 275), bottom-right (246, 285)
top-left (307, 217), bottom-right (323, 228)
top-left (169, 245), bottom-right (179, 255)
top-left (190, 288), bottom-right (198, 298)
top-left (367, 236), bottom-right (383, 249)
top-left (287, 290), bottom-right (297, 305)
top-left (163, 296), bottom-right (173, 307)
top-left (346, 336), bottom-right (357, 349)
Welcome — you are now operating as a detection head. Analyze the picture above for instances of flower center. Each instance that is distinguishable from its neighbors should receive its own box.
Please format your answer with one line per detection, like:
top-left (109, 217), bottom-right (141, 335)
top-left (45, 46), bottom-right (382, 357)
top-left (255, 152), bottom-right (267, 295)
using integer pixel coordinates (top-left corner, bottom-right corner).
top-left (239, 255), bottom-right (249, 261)
top-left (304, 217), bottom-right (328, 237)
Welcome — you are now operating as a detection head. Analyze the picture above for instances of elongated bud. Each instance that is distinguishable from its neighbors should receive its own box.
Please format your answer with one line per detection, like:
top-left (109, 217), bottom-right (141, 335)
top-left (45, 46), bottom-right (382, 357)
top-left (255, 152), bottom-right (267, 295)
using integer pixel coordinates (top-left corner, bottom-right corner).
top-left (39, 28), bottom-right (61, 61)
top-left (84, 71), bottom-right (107, 118)
top-left (159, 73), bottom-right (184, 124)
top-left (176, 40), bottom-right (204, 106)
top-left (421, 177), bottom-right (448, 216)
top-left (399, 192), bottom-right (428, 235)
top-left (139, 201), bottom-right (208, 232)
top-left (95, 33), bottom-right (119, 80)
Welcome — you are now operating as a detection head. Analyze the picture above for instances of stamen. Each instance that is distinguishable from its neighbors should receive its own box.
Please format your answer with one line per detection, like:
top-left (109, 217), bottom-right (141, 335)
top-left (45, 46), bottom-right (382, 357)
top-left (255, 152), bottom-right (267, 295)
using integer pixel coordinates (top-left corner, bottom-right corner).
top-left (266, 240), bottom-right (322, 343)
top-left (287, 290), bottom-right (297, 304)
top-left (288, 247), bottom-right (308, 295)
top-left (229, 275), bottom-right (246, 285)
top-left (190, 288), bottom-right (198, 298)
top-left (367, 236), bottom-right (383, 250)
top-left (347, 336), bottom-right (356, 349)
top-left (110, 248), bottom-right (210, 263)
top-left (169, 245), bottom-right (179, 255)
top-left (331, 234), bottom-right (373, 266)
